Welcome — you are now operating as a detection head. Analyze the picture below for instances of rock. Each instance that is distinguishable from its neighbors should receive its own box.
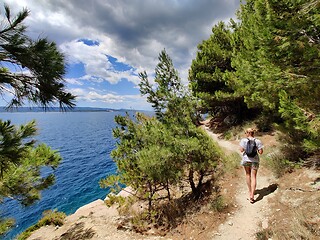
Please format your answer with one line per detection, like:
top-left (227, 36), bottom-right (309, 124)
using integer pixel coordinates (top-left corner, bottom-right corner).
top-left (262, 219), bottom-right (269, 229)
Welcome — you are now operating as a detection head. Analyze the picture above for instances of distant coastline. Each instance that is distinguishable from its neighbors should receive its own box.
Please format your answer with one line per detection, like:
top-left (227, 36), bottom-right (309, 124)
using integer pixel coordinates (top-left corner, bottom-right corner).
top-left (0, 106), bottom-right (146, 113)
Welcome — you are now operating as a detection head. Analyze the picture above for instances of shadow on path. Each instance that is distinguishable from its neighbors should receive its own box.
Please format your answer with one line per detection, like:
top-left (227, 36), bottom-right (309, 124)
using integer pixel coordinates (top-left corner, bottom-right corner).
top-left (254, 184), bottom-right (278, 203)
top-left (58, 222), bottom-right (95, 240)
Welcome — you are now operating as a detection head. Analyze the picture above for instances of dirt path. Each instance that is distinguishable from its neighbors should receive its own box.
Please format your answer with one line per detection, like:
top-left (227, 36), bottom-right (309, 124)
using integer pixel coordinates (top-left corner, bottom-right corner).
top-left (203, 126), bottom-right (277, 240)
top-left (28, 125), bottom-right (277, 240)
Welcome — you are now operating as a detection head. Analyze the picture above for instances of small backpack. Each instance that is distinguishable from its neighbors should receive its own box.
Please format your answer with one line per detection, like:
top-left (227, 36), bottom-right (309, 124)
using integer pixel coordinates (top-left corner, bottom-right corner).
top-left (245, 138), bottom-right (258, 157)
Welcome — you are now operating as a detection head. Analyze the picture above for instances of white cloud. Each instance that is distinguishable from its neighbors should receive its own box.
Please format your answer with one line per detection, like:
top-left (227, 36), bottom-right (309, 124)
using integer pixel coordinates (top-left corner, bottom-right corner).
top-left (8, 0), bottom-right (239, 74)
top-left (4, 0), bottom-right (240, 109)
top-left (60, 39), bottom-right (140, 84)
top-left (69, 87), bottom-right (151, 110)
top-left (87, 91), bottom-right (124, 103)
top-left (70, 88), bottom-right (123, 103)
top-left (65, 78), bottom-right (83, 86)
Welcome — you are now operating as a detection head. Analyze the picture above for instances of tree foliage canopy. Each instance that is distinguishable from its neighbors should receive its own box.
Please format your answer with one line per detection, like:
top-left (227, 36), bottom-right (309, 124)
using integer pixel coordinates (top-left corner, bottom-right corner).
top-left (0, 4), bottom-right (75, 235)
top-left (189, 0), bottom-right (320, 162)
top-left (0, 4), bottom-right (76, 109)
top-left (101, 50), bottom-right (222, 214)
top-left (0, 120), bottom-right (61, 206)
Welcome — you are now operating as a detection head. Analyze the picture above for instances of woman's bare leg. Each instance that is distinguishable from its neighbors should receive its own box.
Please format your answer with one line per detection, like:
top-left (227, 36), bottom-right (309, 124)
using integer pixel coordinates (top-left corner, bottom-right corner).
top-left (244, 166), bottom-right (252, 199)
top-left (250, 168), bottom-right (258, 200)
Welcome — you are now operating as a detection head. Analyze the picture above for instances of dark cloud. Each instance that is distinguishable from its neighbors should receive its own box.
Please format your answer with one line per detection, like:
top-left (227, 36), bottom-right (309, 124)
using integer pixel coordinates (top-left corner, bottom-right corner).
top-left (4, 0), bottom-right (240, 109)
top-left (43, 0), bottom-right (239, 45)
top-left (7, 0), bottom-right (240, 75)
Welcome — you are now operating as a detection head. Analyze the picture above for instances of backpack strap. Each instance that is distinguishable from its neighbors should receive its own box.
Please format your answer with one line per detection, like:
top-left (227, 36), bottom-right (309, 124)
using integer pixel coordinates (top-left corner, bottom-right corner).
top-left (247, 137), bottom-right (256, 143)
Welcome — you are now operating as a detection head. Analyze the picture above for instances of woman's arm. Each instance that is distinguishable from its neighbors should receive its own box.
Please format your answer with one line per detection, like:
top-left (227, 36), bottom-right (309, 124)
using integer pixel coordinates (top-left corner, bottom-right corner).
top-left (240, 147), bottom-right (245, 153)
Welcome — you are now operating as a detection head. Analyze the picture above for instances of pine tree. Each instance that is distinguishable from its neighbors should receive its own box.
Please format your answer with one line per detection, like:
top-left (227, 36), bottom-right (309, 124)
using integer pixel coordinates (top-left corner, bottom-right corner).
top-left (0, 4), bottom-right (75, 108)
top-left (188, 0), bottom-right (320, 162)
top-left (0, 4), bottom-right (75, 234)
top-left (233, 0), bottom-right (320, 159)
top-left (189, 21), bottom-right (251, 124)
top-left (102, 50), bottom-right (222, 214)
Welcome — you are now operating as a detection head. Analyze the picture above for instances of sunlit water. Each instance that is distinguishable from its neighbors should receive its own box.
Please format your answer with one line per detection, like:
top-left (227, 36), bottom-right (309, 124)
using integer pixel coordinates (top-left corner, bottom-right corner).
top-left (0, 111), bottom-right (137, 239)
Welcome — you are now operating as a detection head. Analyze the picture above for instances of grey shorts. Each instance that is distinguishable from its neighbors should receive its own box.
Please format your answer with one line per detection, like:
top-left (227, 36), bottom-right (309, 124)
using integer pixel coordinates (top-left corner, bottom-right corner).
top-left (241, 161), bottom-right (259, 169)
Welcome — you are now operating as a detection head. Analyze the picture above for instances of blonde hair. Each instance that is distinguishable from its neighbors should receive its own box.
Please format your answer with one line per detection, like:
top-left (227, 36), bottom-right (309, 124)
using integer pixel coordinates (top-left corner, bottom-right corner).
top-left (245, 128), bottom-right (256, 135)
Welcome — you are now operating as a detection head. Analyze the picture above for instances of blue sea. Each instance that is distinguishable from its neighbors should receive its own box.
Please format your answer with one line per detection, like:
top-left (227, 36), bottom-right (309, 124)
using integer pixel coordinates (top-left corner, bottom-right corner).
top-left (0, 111), bottom-right (138, 239)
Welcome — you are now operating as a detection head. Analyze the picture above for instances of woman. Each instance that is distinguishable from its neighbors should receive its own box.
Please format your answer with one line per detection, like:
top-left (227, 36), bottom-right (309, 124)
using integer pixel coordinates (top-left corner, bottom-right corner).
top-left (239, 128), bottom-right (263, 203)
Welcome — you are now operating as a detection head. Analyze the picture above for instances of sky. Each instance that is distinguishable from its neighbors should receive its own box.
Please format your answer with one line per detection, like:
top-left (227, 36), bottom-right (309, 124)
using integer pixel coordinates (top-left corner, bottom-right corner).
top-left (3, 0), bottom-right (240, 110)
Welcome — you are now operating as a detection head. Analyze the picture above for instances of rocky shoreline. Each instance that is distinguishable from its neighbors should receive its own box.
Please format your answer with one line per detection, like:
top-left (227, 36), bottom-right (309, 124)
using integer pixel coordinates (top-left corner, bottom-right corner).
top-left (27, 187), bottom-right (164, 240)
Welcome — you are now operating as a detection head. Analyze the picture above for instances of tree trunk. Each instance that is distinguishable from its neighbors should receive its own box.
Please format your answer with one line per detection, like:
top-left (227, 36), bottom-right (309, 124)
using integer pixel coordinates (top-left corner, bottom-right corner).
top-left (147, 181), bottom-right (153, 215)
top-left (166, 180), bottom-right (171, 201)
top-left (189, 169), bottom-right (205, 199)
top-left (188, 168), bottom-right (196, 194)
top-left (196, 170), bottom-right (205, 190)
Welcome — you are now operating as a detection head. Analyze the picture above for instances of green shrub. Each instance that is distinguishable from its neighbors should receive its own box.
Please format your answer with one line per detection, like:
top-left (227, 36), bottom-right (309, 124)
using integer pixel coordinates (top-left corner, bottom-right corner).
top-left (264, 151), bottom-right (301, 178)
top-left (222, 152), bottom-right (241, 174)
top-left (222, 126), bottom-right (243, 141)
top-left (17, 210), bottom-right (66, 240)
top-left (0, 218), bottom-right (15, 236)
top-left (105, 193), bottom-right (136, 216)
top-left (210, 195), bottom-right (226, 212)
top-left (104, 194), bottom-right (126, 207)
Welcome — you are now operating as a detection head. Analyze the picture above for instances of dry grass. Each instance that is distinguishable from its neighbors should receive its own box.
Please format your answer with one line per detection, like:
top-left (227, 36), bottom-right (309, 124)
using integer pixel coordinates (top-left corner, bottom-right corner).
top-left (165, 174), bottom-right (239, 240)
top-left (109, 160), bottom-right (240, 239)
top-left (257, 208), bottom-right (320, 240)
top-left (262, 151), bottom-right (300, 178)
top-left (113, 179), bottom-right (235, 238)
top-left (256, 168), bottom-right (320, 240)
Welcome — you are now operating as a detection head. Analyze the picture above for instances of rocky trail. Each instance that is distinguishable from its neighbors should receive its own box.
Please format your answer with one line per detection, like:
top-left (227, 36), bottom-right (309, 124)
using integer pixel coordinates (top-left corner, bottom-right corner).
top-left (28, 126), bottom-right (278, 240)
top-left (204, 126), bottom-right (277, 240)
